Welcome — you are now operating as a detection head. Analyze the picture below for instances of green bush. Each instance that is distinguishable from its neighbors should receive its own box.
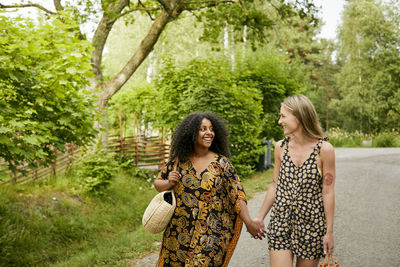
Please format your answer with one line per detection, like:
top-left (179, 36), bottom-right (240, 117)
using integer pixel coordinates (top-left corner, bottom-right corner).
top-left (0, 14), bottom-right (97, 174)
top-left (326, 128), bottom-right (400, 147)
top-left (73, 150), bottom-right (119, 194)
top-left (373, 131), bottom-right (400, 147)
top-left (118, 156), bottom-right (157, 182)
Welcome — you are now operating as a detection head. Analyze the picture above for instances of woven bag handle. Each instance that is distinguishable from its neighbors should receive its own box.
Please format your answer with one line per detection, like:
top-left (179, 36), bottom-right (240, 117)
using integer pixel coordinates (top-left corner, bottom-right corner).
top-left (321, 254), bottom-right (338, 267)
top-left (320, 254), bottom-right (330, 267)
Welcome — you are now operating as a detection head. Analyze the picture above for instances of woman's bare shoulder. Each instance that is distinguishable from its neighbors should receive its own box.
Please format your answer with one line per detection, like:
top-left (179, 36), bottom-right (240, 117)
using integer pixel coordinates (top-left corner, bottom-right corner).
top-left (275, 139), bottom-right (286, 149)
top-left (320, 140), bottom-right (335, 157)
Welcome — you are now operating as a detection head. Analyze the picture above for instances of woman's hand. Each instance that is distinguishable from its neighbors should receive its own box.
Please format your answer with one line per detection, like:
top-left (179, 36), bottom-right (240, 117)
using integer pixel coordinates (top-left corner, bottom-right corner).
top-left (168, 171), bottom-right (181, 188)
top-left (323, 232), bottom-right (334, 255)
top-left (253, 217), bottom-right (265, 232)
top-left (245, 219), bottom-right (266, 240)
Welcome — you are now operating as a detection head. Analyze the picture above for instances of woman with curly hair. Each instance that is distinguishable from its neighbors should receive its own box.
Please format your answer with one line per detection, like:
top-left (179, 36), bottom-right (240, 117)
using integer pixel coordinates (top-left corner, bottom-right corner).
top-left (154, 112), bottom-right (263, 266)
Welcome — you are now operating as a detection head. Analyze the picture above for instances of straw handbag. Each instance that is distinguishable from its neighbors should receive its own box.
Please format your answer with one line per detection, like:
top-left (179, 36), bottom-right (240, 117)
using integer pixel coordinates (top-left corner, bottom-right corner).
top-left (142, 160), bottom-right (178, 234)
top-left (319, 254), bottom-right (339, 267)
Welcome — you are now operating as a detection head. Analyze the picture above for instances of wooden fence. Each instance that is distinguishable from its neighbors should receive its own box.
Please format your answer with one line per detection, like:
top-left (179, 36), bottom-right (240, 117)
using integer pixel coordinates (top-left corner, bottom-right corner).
top-left (0, 135), bottom-right (169, 185)
top-left (106, 135), bottom-right (170, 167)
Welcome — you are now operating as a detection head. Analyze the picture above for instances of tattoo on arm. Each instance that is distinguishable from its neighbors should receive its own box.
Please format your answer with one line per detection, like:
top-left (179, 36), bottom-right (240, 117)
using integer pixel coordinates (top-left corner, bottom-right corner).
top-left (324, 173), bottom-right (334, 186)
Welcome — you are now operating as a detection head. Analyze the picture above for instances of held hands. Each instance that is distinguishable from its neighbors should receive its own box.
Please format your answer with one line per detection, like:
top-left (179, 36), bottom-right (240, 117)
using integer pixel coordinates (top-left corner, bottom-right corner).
top-left (168, 171), bottom-right (181, 188)
top-left (246, 217), bottom-right (267, 240)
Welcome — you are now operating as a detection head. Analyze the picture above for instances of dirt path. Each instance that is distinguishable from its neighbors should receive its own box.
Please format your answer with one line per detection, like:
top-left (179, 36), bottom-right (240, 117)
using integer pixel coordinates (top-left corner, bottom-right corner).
top-left (135, 148), bottom-right (400, 266)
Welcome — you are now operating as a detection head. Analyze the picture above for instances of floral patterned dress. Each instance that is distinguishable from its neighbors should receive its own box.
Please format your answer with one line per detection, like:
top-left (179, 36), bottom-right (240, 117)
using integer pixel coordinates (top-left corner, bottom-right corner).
top-left (156, 154), bottom-right (246, 267)
top-left (267, 137), bottom-right (328, 260)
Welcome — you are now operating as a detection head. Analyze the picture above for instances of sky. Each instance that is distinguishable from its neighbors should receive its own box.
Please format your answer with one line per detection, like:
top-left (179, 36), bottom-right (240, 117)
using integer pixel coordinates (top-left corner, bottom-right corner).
top-left (314, 0), bottom-right (346, 40)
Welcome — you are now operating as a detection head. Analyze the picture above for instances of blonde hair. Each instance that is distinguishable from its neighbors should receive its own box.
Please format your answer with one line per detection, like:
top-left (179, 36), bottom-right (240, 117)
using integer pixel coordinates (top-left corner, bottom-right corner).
top-left (282, 95), bottom-right (324, 138)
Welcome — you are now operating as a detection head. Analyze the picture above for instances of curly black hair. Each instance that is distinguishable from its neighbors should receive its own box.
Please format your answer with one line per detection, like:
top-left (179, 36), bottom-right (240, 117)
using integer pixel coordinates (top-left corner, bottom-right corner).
top-left (169, 112), bottom-right (230, 161)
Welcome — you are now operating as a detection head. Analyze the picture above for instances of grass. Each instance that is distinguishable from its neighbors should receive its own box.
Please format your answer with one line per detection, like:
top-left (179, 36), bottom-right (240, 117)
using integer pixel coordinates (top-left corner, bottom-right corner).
top-left (327, 128), bottom-right (400, 147)
top-left (0, 165), bottom-right (273, 266)
top-left (242, 169), bottom-right (273, 199)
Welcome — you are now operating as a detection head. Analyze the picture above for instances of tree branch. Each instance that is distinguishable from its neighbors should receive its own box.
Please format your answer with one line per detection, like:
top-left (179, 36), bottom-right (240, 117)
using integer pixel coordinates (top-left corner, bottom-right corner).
top-left (138, 0), bottom-right (156, 20)
top-left (0, 3), bottom-right (57, 14)
top-left (182, 0), bottom-right (235, 11)
top-left (156, 0), bottom-right (172, 14)
top-left (90, 0), bottom-right (130, 87)
top-left (119, 6), bottom-right (161, 18)
top-left (183, 0), bottom-right (235, 4)
top-left (53, 0), bottom-right (63, 11)
top-left (99, 7), bottom-right (182, 108)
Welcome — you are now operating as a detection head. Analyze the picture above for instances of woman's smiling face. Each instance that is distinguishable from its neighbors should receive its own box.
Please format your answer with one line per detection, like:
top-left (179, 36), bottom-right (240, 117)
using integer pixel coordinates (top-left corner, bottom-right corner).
top-left (278, 105), bottom-right (301, 135)
top-left (196, 118), bottom-right (215, 149)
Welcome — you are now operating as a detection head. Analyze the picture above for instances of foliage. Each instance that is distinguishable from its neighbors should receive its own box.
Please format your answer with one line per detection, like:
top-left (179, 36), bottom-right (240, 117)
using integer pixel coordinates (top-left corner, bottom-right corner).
top-left (0, 14), bottom-right (97, 174)
top-left (332, 0), bottom-right (400, 133)
top-left (155, 57), bottom-right (264, 177)
top-left (373, 130), bottom-right (400, 147)
top-left (73, 150), bottom-right (119, 194)
top-left (4, 0), bottom-right (320, 109)
top-left (242, 170), bottom-right (273, 199)
top-left (198, 0), bottom-right (320, 46)
top-left (0, 169), bottom-right (160, 266)
top-left (118, 155), bottom-right (158, 182)
top-left (326, 128), bottom-right (400, 147)
top-left (235, 48), bottom-right (305, 140)
top-left (107, 81), bottom-right (159, 136)
top-left (326, 128), bottom-right (371, 147)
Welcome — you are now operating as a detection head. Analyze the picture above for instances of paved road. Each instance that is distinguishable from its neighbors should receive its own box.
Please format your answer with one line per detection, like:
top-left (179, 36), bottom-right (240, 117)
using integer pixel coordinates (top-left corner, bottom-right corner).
top-left (136, 148), bottom-right (400, 266)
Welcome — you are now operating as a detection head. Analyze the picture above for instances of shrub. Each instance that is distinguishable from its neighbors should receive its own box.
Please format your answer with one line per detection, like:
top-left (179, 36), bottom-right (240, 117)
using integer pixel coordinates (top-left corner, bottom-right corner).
top-left (373, 130), bottom-right (400, 147)
top-left (73, 150), bottom-right (119, 194)
top-left (326, 128), bottom-right (370, 147)
top-left (118, 156), bottom-right (157, 182)
top-left (326, 128), bottom-right (400, 147)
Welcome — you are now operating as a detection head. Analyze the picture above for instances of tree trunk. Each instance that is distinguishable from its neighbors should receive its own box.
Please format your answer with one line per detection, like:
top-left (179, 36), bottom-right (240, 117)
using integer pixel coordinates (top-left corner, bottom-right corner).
top-left (98, 8), bottom-right (180, 109)
top-left (90, 0), bottom-right (130, 89)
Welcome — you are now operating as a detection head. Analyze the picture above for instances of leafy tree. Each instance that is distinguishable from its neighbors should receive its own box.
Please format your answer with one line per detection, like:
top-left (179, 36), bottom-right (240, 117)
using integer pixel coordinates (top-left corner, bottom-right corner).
top-left (107, 81), bottom-right (159, 136)
top-left (2, 0), bottom-right (318, 110)
top-left (235, 48), bottom-right (305, 140)
top-left (331, 0), bottom-right (400, 133)
top-left (306, 39), bottom-right (340, 131)
top-left (155, 57), bottom-right (264, 177)
top-left (0, 15), bottom-right (97, 175)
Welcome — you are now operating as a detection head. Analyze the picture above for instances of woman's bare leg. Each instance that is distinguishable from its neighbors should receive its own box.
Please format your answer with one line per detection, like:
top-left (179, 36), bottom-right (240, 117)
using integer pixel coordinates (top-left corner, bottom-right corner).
top-left (295, 257), bottom-right (320, 267)
top-left (269, 250), bottom-right (294, 267)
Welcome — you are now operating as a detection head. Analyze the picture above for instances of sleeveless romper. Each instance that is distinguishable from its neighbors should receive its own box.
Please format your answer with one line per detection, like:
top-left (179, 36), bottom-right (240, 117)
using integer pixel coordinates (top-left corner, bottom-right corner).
top-left (267, 137), bottom-right (328, 260)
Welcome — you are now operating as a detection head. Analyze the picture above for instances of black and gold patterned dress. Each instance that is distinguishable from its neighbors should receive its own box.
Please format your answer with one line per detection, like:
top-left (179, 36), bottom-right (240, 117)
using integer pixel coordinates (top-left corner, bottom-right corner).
top-left (267, 137), bottom-right (328, 260)
top-left (156, 154), bottom-right (246, 267)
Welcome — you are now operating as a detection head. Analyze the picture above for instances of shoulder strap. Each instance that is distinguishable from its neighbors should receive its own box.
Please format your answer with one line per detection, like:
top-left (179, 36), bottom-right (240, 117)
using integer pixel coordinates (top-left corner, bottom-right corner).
top-left (316, 137), bottom-right (329, 154)
top-left (280, 136), bottom-right (290, 148)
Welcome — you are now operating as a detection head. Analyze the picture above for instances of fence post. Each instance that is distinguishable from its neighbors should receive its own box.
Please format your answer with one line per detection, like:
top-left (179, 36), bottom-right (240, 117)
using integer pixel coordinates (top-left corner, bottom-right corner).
top-left (34, 161), bottom-right (39, 181)
top-left (51, 162), bottom-right (56, 177)
top-left (11, 170), bottom-right (17, 184)
top-left (134, 114), bottom-right (139, 166)
top-left (161, 128), bottom-right (166, 167)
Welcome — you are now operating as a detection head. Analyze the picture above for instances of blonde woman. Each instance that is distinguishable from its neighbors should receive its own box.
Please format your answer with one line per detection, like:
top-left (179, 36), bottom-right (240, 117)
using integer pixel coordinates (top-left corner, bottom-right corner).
top-left (254, 95), bottom-right (335, 267)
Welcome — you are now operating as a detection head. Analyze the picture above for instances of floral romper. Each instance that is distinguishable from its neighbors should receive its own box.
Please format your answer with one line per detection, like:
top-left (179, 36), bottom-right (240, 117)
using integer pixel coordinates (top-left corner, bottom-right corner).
top-left (267, 137), bottom-right (328, 260)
